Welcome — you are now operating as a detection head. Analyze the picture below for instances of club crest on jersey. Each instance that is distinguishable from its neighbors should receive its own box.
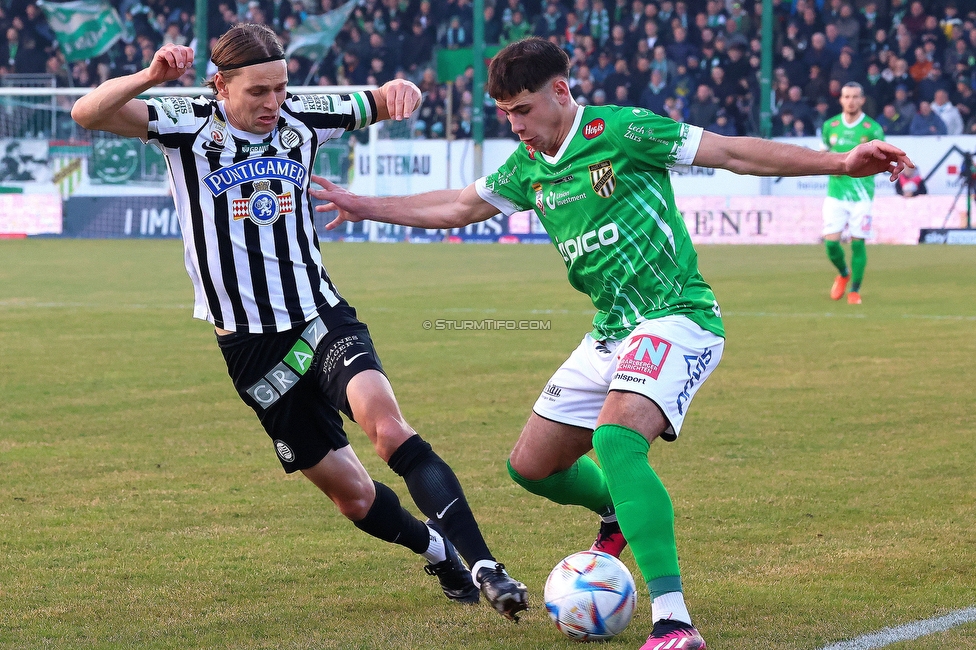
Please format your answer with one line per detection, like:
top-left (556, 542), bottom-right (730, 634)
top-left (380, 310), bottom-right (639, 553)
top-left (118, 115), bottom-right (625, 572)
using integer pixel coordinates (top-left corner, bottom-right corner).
top-left (583, 118), bottom-right (605, 139)
top-left (532, 182), bottom-right (546, 216)
top-left (232, 180), bottom-right (294, 226)
top-left (589, 160), bottom-right (615, 198)
top-left (278, 126), bottom-right (304, 150)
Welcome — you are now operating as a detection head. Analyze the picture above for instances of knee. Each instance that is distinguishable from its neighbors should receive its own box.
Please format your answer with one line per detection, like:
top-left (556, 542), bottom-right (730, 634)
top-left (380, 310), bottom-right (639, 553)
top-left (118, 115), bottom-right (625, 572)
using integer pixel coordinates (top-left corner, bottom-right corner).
top-left (372, 416), bottom-right (415, 462)
top-left (508, 448), bottom-right (551, 482)
top-left (332, 479), bottom-right (376, 521)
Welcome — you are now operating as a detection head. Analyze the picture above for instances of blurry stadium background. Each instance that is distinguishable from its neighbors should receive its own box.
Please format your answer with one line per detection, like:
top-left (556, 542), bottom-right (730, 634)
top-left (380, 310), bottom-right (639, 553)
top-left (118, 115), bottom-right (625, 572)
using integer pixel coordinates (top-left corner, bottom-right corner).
top-left (1, 0), bottom-right (976, 243)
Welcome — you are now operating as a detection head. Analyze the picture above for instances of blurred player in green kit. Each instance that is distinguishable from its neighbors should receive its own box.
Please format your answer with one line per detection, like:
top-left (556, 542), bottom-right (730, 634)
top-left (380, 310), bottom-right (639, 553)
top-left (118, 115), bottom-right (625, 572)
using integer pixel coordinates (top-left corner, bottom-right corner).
top-left (822, 82), bottom-right (886, 305)
top-left (311, 39), bottom-right (912, 649)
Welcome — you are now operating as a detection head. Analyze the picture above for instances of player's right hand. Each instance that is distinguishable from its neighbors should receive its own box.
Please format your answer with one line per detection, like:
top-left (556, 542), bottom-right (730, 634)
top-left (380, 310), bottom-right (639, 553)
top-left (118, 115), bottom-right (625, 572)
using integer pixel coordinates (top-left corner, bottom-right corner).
top-left (148, 44), bottom-right (194, 84)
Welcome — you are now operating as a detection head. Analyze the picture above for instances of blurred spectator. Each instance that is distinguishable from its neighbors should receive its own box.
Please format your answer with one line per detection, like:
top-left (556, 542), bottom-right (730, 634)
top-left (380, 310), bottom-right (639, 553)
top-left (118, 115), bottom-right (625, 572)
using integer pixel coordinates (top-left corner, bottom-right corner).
top-left (829, 48), bottom-right (861, 88)
top-left (440, 15), bottom-right (470, 48)
top-left (909, 45), bottom-right (934, 81)
top-left (823, 23), bottom-right (849, 59)
top-left (403, 19), bottom-right (435, 73)
top-left (15, 34), bottom-right (46, 74)
top-left (533, 0), bottom-right (565, 39)
top-left (0, 0), bottom-right (964, 140)
top-left (687, 83), bottom-right (719, 127)
top-left (779, 85), bottom-right (814, 125)
top-left (931, 88), bottom-right (963, 133)
top-left (638, 68), bottom-right (671, 115)
top-left (864, 61), bottom-right (894, 111)
top-left (916, 63), bottom-right (950, 101)
top-left (771, 108), bottom-right (796, 136)
top-left (804, 64), bottom-right (829, 103)
top-left (909, 100), bottom-right (948, 134)
top-left (889, 56), bottom-right (914, 89)
top-left (666, 26), bottom-right (698, 66)
top-left (602, 57), bottom-right (631, 95)
top-left (834, 3), bottom-right (860, 45)
top-left (500, 10), bottom-right (531, 44)
top-left (895, 165), bottom-right (927, 196)
top-left (953, 75), bottom-right (976, 122)
top-left (877, 103), bottom-right (912, 135)
top-left (481, 5), bottom-right (501, 45)
top-left (810, 96), bottom-right (833, 134)
top-left (902, 1), bottom-right (928, 37)
top-left (804, 33), bottom-right (835, 73)
top-left (591, 50), bottom-right (614, 85)
top-left (893, 84), bottom-right (918, 121)
top-left (707, 108), bottom-right (738, 135)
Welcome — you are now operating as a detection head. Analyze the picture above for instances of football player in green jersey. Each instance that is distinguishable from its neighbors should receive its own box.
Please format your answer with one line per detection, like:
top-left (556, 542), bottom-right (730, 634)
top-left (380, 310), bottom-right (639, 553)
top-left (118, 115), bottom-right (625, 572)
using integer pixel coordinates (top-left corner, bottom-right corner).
top-left (821, 82), bottom-right (887, 305)
top-left (311, 38), bottom-right (912, 650)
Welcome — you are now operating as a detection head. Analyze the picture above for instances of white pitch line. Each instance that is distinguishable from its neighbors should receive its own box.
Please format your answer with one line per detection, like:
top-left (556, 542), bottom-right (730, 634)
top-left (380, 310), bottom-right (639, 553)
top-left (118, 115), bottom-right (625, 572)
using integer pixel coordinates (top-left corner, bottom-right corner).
top-left (819, 607), bottom-right (976, 649)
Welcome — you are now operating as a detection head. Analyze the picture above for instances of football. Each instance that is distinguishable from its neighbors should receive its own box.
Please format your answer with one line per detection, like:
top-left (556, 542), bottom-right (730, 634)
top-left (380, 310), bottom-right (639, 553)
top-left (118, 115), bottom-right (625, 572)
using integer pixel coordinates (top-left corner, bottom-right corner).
top-left (544, 550), bottom-right (637, 641)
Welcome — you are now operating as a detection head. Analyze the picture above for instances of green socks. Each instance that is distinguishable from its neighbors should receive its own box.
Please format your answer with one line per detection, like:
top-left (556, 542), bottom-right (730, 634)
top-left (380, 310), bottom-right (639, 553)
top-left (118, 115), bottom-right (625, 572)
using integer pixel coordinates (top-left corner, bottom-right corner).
top-left (825, 239), bottom-right (848, 276)
top-left (850, 238), bottom-right (866, 292)
top-left (507, 455), bottom-right (613, 516)
top-left (592, 424), bottom-right (682, 598)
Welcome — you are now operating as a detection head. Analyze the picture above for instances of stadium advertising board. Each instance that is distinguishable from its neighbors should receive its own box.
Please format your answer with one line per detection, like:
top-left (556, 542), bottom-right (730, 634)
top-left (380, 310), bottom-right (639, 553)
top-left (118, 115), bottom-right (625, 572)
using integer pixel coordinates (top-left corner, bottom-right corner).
top-left (63, 196), bottom-right (181, 237)
top-left (678, 195), bottom-right (964, 244)
top-left (0, 192), bottom-right (62, 235)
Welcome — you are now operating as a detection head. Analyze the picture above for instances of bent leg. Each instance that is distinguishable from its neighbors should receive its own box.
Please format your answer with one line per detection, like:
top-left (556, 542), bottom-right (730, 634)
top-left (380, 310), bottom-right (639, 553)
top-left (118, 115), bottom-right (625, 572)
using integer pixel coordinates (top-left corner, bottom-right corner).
top-left (301, 445), bottom-right (430, 553)
top-left (346, 369), bottom-right (493, 567)
top-left (508, 413), bottom-right (613, 516)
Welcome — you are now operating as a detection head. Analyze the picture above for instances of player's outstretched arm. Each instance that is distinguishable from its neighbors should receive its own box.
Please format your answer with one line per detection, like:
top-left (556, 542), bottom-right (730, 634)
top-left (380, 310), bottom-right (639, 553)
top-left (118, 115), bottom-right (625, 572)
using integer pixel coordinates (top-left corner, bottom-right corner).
top-left (71, 44), bottom-right (194, 138)
top-left (310, 176), bottom-right (499, 230)
top-left (371, 79), bottom-right (422, 122)
top-left (693, 131), bottom-right (913, 181)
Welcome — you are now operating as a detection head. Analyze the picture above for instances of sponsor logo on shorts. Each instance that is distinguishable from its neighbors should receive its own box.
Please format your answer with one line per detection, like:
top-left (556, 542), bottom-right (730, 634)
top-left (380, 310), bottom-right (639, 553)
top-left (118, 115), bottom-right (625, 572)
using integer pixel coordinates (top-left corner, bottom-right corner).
top-left (676, 350), bottom-right (713, 415)
top-left (543, 383), bottom-right (562, 398)
top-left (320, 334), bottom-right (366, 375)
top-left (616, 335), bottom-right (672, 380)
top-left (274, 439), bottom-right (295, 463)
top-left (612, 372), bottom-right (646, 385)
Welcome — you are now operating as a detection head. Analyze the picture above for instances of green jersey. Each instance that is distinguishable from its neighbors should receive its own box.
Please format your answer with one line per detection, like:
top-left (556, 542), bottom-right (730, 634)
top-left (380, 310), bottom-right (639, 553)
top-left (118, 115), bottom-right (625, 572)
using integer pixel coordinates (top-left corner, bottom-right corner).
top-left (476, 104), bottom-right (724, 341)
top-left (822, 113), bottom-right (885, 201)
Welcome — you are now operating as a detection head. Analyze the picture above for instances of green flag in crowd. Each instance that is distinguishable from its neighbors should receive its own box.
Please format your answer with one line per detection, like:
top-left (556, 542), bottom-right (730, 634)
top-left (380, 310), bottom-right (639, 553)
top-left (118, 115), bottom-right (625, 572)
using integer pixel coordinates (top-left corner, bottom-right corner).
top-left (285, 0), bottom-right (357, 61)
top-left (37, 0), bottom-right (130, 62)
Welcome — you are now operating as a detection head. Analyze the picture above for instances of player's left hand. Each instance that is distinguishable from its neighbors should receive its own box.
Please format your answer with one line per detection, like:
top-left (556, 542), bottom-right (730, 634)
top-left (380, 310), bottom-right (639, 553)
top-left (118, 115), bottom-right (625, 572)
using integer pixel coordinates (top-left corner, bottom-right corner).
top-left (309, 174), bottom-right (366, 230)
top-left (377, 79), bottom-right (422, 120)
top-left (844, 141), bottom-right (914, 181)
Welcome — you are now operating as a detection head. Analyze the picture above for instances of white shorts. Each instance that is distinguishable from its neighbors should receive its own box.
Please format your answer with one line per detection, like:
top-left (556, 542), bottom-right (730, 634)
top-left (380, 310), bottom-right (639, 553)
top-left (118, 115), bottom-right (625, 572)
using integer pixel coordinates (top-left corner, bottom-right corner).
top-left (822, 196), bottom-right (873, 238)
top-left (532, 316), bottom-right (725, 441)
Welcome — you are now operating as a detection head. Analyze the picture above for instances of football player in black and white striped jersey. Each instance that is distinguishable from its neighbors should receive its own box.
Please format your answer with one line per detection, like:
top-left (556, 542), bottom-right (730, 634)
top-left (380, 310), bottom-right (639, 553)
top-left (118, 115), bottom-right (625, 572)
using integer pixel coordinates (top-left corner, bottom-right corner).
top-left (71, 24), bottom-right (527, 620)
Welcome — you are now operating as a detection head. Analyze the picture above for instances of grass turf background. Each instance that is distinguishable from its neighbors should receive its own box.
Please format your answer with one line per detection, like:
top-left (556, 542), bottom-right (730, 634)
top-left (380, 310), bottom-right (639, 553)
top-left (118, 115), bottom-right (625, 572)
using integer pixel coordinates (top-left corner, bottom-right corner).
top-left (1, 240), bottom-right (974, 649)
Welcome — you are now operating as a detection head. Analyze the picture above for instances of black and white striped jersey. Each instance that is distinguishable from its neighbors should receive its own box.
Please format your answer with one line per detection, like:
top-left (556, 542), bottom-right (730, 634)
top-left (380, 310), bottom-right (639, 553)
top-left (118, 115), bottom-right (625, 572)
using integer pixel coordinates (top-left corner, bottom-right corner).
top-left (144, 91), bottom-right (377, 333)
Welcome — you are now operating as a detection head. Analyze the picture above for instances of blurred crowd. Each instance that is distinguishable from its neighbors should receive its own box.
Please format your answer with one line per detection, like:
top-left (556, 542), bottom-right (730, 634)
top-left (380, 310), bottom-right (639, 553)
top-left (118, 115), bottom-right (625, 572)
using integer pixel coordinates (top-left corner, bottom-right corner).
top-left (2, 0), bottom-right (976, 138)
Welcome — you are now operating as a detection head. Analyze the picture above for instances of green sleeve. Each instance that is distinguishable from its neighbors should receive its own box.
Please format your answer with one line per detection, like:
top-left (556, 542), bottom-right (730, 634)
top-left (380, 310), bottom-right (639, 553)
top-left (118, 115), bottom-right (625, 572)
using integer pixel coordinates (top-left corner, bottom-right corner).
top-left (608, 106), bottom-right (702, 172)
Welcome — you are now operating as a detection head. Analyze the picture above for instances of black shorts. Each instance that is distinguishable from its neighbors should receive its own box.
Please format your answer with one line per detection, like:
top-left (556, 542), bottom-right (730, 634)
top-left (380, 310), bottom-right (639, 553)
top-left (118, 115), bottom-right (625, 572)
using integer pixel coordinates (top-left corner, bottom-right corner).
top-left (218, 321), bottom-right (385, 473)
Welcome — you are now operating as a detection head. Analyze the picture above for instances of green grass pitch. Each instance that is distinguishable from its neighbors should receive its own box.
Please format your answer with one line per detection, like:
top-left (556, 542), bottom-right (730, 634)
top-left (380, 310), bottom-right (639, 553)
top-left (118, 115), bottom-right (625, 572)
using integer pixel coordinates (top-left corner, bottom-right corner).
top-left (1, 240), bottom-right (974, 649)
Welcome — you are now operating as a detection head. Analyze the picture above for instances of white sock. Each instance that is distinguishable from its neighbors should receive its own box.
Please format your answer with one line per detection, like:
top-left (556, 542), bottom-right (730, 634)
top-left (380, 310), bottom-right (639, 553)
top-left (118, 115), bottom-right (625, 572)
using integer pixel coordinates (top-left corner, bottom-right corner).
top-left (601, 512), bottom-right (618, 523)
top-left (652, 591), bottom-right (692, 626)
top-left (470, 559), bottom-right (497, 587)
top-left (421, 525), bottom-right (447, 564)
